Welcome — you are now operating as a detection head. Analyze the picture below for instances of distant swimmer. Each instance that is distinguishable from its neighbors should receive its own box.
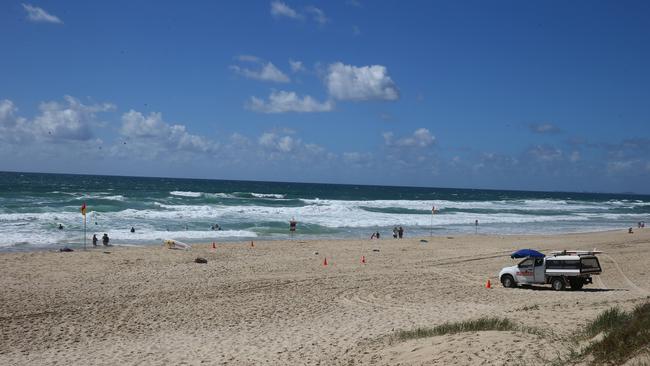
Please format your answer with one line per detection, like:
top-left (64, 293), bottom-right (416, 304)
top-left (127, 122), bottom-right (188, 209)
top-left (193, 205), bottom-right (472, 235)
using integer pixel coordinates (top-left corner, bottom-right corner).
top-left (58, 223), bottom-right (64, 230)
top-left (130, 226), bottom-right (135, 233)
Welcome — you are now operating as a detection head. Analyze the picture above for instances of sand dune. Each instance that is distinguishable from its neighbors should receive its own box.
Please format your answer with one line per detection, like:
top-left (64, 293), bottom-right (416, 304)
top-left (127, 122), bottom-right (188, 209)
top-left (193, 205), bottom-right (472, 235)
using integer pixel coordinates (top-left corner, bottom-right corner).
top-left (1, 229), bottom-right (649, 365)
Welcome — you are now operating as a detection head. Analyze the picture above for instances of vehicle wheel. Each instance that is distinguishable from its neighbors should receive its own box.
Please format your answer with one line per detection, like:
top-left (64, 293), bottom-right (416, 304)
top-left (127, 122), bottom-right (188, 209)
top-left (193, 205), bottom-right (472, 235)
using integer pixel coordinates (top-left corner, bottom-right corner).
top-left (551, 277), bottom-right (566, 291)
top-left (501, 275), bottom-right (516, 288)
top-left (570, 280), bottom-right (584, 291)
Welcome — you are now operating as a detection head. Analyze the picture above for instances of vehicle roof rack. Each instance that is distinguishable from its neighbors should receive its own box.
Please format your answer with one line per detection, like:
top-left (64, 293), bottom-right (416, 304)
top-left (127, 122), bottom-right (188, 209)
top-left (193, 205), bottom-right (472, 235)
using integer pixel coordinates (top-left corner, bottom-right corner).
top-left (549, 250), bottom-right (603, 256)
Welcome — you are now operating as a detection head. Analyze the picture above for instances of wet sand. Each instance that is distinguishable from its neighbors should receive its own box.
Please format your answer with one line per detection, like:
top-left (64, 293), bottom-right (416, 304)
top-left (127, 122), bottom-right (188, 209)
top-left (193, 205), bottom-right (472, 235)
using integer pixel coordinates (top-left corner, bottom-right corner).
top-left (1, 229), bottom-right (649, 365)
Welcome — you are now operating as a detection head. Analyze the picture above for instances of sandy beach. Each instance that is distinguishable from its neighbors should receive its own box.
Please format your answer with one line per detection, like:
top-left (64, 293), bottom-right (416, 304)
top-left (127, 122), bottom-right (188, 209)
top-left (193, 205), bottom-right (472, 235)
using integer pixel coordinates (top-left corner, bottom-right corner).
top-left (1, 229), bottom-right (649, 365)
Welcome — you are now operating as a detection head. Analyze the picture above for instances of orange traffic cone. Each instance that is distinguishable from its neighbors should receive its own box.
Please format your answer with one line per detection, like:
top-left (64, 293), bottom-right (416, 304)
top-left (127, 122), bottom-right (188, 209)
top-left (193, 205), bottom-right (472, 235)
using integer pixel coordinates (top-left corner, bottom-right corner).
top-left (212, 242), bottom-right (216, 249)
top-left (323, 257), bottom-right (328, 266)
top-left (486, 279), bottom-right (492, 289)
top-left (361, 255), bottom-right (366, 264)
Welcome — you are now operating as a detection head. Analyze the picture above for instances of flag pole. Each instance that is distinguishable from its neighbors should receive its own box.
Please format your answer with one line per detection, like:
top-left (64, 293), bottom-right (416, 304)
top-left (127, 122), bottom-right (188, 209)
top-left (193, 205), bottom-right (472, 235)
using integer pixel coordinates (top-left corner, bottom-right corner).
top-left (81, 202), bottom-right (87, 250)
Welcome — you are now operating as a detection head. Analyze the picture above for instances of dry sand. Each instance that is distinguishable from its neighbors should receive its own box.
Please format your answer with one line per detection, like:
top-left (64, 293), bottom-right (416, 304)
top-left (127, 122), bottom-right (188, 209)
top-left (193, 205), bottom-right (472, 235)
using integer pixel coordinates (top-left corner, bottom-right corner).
top-left (1, 229), bottom-right (650, 365)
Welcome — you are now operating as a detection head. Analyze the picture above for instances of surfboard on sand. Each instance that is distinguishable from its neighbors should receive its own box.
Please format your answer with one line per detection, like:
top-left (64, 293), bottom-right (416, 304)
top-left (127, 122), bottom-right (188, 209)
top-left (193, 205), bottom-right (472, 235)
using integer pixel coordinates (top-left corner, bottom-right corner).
top-left (162, 239), bottom-right (191, 250)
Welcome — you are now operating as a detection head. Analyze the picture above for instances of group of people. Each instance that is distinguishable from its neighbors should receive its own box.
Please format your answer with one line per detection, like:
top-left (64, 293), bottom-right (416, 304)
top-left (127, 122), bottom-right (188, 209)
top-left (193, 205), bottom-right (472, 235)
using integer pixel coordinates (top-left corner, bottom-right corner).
top-left (92, 233), bottom-right (110, 246)
top-left (371, 226), bottom-right (405, 239)
top-left (393, 226), bottom-right (405, 239)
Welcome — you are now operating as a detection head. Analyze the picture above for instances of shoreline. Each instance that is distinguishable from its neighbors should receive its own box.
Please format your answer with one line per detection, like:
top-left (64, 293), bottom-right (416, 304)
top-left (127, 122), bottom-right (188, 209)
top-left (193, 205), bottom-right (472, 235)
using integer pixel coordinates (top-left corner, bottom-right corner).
top-left (0, 226), bottom-right (636, 253)
top-left (2, 229), bottom-right (649, 365)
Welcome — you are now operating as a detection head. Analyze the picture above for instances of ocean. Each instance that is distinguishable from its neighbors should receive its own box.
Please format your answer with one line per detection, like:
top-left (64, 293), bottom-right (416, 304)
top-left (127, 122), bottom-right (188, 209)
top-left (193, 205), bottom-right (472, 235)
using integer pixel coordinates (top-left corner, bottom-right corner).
top-left (1, 171), bottom-right (648, 251)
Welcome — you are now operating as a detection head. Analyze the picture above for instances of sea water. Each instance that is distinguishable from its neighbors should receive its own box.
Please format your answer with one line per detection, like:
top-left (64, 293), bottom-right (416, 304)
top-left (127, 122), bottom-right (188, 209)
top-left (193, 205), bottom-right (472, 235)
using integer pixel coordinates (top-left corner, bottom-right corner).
top-left (1, 171), bottom-right (648, 251)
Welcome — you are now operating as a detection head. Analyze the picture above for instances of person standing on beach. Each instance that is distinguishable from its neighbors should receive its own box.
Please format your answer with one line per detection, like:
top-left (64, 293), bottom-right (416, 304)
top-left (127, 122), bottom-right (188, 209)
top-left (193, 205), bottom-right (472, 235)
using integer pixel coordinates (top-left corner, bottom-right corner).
top-left (289, 218), bottom-right (297, 237)
top-left (398, 226), bottom-right (404, 239)
top-left (92, 234), bottom-right (98, 247)
top-left (102, 233), bottom-right (110, 246)
top-left (393, 226), bottom-right (398, 239)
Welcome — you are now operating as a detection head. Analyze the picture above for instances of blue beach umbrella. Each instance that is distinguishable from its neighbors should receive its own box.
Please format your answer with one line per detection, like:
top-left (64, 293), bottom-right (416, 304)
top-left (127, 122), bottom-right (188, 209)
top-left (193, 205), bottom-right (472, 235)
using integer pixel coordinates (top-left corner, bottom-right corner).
top-left (511, 249), bottom-right (545, 259)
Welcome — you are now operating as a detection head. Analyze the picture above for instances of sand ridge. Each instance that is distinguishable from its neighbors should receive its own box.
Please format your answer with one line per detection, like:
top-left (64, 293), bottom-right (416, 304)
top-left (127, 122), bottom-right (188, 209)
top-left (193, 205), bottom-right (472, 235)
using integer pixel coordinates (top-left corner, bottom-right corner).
top-left (1, 229), bottom-right (649, 365)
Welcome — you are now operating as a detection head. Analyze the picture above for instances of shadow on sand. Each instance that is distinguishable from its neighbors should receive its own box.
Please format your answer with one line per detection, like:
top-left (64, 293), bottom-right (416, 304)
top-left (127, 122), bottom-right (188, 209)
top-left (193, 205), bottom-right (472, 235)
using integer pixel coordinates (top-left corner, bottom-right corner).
top-left (515, 285), bottom-right (624, 292)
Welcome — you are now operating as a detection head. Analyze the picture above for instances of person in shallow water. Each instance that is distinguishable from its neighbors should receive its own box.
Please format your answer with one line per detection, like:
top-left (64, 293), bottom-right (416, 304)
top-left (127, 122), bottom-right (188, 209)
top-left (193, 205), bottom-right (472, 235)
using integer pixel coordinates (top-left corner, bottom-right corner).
top-left (92, 234), bottom-right (98, 247)
top-left (130, 227), bottom-right (135, 233)
top-left (58, 223), bottom-right (64, 230)
top-left (102, 233), bottom-right (110, 246)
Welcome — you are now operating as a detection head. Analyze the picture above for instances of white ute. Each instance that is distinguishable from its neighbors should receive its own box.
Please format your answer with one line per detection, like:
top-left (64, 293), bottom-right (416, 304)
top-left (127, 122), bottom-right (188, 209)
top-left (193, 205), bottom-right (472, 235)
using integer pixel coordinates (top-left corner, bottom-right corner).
top-left (499, 250), bottom-right (603, 291)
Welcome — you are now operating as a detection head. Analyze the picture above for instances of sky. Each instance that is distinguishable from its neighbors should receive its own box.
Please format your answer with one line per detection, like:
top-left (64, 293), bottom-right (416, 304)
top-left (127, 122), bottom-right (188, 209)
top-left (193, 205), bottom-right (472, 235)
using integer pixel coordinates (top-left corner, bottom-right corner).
top-left (1, 1), bottom-right (649, 194)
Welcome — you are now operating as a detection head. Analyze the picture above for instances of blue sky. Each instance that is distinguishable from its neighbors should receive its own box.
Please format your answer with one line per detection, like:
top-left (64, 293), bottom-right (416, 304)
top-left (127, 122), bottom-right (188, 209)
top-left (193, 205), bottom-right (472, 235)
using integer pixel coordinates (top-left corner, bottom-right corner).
top-left (1, 1), bottom-right (649, 193)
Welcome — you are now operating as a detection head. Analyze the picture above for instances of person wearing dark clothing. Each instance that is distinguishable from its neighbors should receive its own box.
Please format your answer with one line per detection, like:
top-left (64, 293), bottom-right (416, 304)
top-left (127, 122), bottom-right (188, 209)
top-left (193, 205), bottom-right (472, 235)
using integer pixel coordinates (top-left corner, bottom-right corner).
top-left (92, 234), bottom-right (98, 247)
top-left (130, 227), bottom-right (135, 233)
top-left (102, 233), bottom-right (110, 246)
top-left (58, 224), bottom-right (64, 230)
top-left (398, 226), bottom-right (404, 239)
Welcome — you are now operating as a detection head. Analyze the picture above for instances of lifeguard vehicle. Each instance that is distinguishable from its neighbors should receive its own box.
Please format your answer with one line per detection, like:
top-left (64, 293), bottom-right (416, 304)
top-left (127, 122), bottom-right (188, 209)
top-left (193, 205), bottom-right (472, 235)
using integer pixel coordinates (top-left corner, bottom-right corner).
top-left (499, 249), bottom-right (602, 291)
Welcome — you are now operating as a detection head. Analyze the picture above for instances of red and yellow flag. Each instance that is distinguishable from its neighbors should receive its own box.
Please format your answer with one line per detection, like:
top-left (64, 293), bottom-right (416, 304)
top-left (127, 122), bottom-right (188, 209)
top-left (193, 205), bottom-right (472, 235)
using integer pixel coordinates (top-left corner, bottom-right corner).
top-left (81, 202), bottom-right (87, 216)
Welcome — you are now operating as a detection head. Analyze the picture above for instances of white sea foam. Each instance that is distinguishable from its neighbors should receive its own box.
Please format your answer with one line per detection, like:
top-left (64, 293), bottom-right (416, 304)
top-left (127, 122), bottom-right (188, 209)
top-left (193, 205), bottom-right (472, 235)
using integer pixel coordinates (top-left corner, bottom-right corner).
top-left (250, 193), bottom-right (285, 199)
top-left (204, 193), bottom-right (237, 199)
top-left (104, 229), bottom-right (257, 241)
top-left (170, 191), bottom-right (202, 197)
top-left (1, 195), bottom-right (645, 248)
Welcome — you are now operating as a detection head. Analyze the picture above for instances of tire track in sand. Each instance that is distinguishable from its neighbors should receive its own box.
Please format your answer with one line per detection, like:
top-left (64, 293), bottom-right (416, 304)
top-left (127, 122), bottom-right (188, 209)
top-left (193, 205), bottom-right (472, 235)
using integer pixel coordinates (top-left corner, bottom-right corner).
top-left (602, 254), bottom-right (649, 295)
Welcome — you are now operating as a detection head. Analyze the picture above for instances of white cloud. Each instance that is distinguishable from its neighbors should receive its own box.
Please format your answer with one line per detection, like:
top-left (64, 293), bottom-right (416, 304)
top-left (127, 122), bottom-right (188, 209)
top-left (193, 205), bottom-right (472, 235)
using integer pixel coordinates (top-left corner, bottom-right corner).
top-left (259, 132), bottom-right (298, 153)
top-left (569, 151), bottom-right (581, 162)
top-left (289, 59), bottom-right (304, 72)
top-left (326, 62), bottom-right (399, 101)
top-left (384, 128), bottom-right (435, 148)
top-left (0, 96), bottom-right (113, 144)
top-left (607, 160), bottom-right (636, 173)
top-left (248, 90), bottom-right (333, 113)
top-left (343, 151), bottom-right (373, 165)
top-left (229, 132), bottom-right (251, 146)
top-left (270, 1), bottom-right (302, 19)
top-left (22, 3), bottom-right (63, 24)
top-left (33, 96), bottom-right (114, 141)
top-left (255, 131), bottom-right (331, 163)
top-left (306, 6), bottom-right (328, 25)
top-left (529, 123), bottom-right (561, 134)
top-left (527, 145), bottom-right (563, 162)
top-left (230, 62), bottom-right (290, 83)
top-left (235, 55), bottom-right (262, 63)
top-left (0, 99), bottom-right (19, 127)
top-left (120, 110), bottom-right (168, 138)
top-left (120, 110), bottom-right (218, 155)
